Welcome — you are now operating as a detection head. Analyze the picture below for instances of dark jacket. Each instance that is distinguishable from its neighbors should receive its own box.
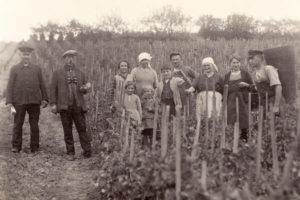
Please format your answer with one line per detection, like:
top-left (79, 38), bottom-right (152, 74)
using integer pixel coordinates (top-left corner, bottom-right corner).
top-left (50, 66), bottom-right (88, 112)
top-left (6, 62), bottom-right (48, 105)
top-left (224, 69), bottom-right (255, 128)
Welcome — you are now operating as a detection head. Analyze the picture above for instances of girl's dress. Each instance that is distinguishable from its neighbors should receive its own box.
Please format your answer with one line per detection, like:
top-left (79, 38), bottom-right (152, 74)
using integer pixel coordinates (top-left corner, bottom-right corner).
top-left (123, 93), bottom-right (142, 125)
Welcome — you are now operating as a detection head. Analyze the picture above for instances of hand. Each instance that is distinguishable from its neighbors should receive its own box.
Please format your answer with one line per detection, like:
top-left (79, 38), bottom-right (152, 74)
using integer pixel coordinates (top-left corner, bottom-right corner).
top-left (51, 105), bottom-right (57, 114)
top-left (238, 82), bottom-right (249, 88)
top-left (110, 105), bottom-right (116, 113)
top-left (185, 87), bottom-right (195, 93)
top-left (41, 100), bottom-right (48, 108)
top-left (10, 106), bottom-right (16, 116)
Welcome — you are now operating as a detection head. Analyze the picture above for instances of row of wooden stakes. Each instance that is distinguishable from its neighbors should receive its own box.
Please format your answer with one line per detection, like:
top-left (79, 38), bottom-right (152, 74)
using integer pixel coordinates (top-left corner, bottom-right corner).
top-left (113, 81), bottom-right (299, 199)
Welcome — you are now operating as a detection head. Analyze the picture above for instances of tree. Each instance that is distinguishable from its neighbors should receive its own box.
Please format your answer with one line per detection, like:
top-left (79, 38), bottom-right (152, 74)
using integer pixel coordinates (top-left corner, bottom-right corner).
top-left (142, 5), bottom-right (191, 34)
top-left (196, 15), bottom-right (224, 39)
top-left (224, 14), bottom-right (257, 39)
top-left (98, 14), bottom-right (128, 33)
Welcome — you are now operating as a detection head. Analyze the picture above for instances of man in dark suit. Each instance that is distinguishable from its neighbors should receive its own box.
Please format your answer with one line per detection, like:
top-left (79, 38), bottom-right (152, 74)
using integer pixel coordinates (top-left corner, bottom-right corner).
top-left (50, 50), bottom-right (92, 160)
top-left (6, 42), bottom-right (48, 153)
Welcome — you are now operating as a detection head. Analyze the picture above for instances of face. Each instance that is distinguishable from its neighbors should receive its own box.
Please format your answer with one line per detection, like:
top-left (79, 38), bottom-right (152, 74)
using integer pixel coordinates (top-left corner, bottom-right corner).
top-left (171, 55), bottom-right (182, 68)
top-left (20, 51), bottom-right (32, 63)
top-left (230, 58), bottom-right (241, 71)
top-left (64, 55), bottom-right (76, 65)
top-left (162, 69), bottom-right (172, 80)
top-left (248, 55), bottom-right (262, 68)
top-left (203, 63), bottom-right (213, 75)
top-left (126, 85), bottom-right (135, 95)
top-left (140, 59), bottom-right (150, 68)
top-left (119, 61), bottom-right (128, 73)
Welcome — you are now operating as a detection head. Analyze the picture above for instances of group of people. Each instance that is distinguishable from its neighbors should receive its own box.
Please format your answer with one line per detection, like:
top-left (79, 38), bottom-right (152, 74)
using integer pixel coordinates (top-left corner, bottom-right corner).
top-left (6, 42), bottom-right (284, 159)
top-left (110, 50), bottom-right (284, 145)
top-left (6, 44), bottom-right (91, 161)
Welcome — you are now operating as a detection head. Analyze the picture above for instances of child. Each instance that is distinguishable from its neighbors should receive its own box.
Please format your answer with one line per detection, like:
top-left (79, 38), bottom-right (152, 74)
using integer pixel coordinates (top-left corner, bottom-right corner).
top-left (156, 65), bottom-right (185, 117)
top-left (140, 86), bottom-right (156, 147)
top-left (123, 81), bottom-right (142, 127)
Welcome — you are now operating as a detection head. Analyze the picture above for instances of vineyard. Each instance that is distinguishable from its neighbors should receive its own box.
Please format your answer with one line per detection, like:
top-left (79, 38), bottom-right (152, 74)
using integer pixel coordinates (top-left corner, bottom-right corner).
top-left (1, 36), bottom-right (300, 200)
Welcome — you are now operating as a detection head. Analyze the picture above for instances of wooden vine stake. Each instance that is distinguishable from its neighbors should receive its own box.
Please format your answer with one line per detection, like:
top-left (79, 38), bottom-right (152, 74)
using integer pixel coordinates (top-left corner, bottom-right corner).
top-left (161, 105), bottom-right (170, 158)
top-left (191, 111), bottom-right (201, 161)
top-left (186, 95), bottom-right (190, 117)
top-left (175, 109), bottom-right (182, 200)
top-left (256, 105), bottom-right (264, 181)
top-left (119, 109), bottom-right (126, 147)
top-left (224, 85), bottom-right (228, 126)
top-left (233, 97), bottom-right (239, 153)
top-left (152, 101), bottom-right (159, 151)
top-left (201, 160), bottom-right (207, 191)
top-left (269, 103), bottom-right (279, 180)
top-left (95, 92), bottom-right (99, 123)
top-left (248, 92), bottom-right (252, 141)
top-left (129, 127), bottom-right (135, 162)
top-left (182, 106), bottom-right (187, 141)
top-left (172, 116), bottom-right (176, 146)
top-left (211, 80), bottom-right (216, 153)
top-left (123, 117), bottom-right (130, 154)
top-left (221, 85), bottom-right (228, 149)
top-left (205, 78), bottom-right (209, 149)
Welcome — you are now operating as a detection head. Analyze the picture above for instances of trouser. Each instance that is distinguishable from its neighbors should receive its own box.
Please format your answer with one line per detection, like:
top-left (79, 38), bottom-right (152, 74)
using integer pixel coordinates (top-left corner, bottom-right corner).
top-left (59, 105), bottom-right (91, 155)
top-left (162, 99), bottom-right (176, 118)
top-left (12, 104), bottom-right (40, 151)
top-left (141, 128), bottom-right (154, 148)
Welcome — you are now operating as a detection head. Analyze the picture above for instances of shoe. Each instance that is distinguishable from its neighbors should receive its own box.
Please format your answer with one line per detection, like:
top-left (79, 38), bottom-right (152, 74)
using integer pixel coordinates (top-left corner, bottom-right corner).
top-left (83, 151), bottom-right (91, 158)
top-left (66, 154), bottom-right (75, 161)
top-left (31, 148), bottom-right (39, 153)
top-left (11, 147), bottom-right (21, 153)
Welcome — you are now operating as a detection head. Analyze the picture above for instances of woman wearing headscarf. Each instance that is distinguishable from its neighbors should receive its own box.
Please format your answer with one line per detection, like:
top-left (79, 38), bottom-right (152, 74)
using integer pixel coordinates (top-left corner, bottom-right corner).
top-left (186, 57), bottom-right (223, 120)
top-left (127, 52), bottom-right (158, 147)
top-left (224, 54), bottom-right (256, 142)
top-left (127, 52), bottom-right (158, 98)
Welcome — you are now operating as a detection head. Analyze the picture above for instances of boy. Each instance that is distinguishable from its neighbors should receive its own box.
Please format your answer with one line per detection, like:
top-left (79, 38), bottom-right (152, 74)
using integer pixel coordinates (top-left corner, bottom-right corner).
top-left (156, 65), bottom-right (184, 117)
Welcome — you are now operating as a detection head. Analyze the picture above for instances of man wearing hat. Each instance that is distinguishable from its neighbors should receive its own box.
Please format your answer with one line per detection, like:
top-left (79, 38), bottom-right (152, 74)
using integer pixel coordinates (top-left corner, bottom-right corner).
top-left (248, 50), bottom-right (284, 114)
top-left (50, 50), bottom-right (92, 160)
top-left (170, 52), bottom-right (197, 114)
top-left (6, 42), bottom-right (48, 153)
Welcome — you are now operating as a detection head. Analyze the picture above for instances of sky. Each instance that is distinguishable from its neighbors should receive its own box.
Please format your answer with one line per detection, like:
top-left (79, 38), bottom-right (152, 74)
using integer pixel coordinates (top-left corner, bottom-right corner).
top-left (1, 0), bottom-right (300, 42)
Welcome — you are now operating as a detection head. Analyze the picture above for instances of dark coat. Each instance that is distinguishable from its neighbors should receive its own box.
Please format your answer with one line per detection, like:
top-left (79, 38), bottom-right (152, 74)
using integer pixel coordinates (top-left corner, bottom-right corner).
top-left (6, 62), bottom-right (48, 105)
top-left (224, 70), bottom-right (254, 129)
top-left (50, 66), bottom-right (88, 112)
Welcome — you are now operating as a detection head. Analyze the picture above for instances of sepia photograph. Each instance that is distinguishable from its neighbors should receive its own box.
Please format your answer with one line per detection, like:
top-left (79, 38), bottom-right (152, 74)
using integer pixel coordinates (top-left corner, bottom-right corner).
top-left (0, 0), bottom-right (300, 199)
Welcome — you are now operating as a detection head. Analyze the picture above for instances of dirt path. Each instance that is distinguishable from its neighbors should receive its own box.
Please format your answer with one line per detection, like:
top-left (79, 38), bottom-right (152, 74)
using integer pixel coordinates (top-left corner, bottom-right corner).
top-left (0, 103), bottom-right (100, 200)
top-left (0, 43), bottom-right (100, 200)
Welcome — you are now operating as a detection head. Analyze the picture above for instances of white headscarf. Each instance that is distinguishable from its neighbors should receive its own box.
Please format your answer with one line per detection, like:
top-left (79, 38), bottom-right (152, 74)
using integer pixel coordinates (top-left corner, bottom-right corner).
top-left (138, 52), bottom-right (152, 68)
top-left (202, 57), bottom-right (218, 72)
top-left (138, 52), bottom-right (152, 62)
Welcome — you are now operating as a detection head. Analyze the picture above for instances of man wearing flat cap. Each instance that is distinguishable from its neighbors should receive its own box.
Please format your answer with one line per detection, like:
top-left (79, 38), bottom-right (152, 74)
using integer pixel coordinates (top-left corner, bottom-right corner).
top-left (50, 49), bottom-right (92, 160)
top-left (6, 42), bottom-right (48, 153)
top-left (248, 50), bottom-right (284, 115)
top-left (170, 52), bottom-right (197, 114)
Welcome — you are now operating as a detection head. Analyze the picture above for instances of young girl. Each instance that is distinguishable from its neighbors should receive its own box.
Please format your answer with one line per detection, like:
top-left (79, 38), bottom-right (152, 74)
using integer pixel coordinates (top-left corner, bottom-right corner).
top-left (140, 85), bottom-right (156, 147)
top-left (123, 81), bottom-right (142, 127)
